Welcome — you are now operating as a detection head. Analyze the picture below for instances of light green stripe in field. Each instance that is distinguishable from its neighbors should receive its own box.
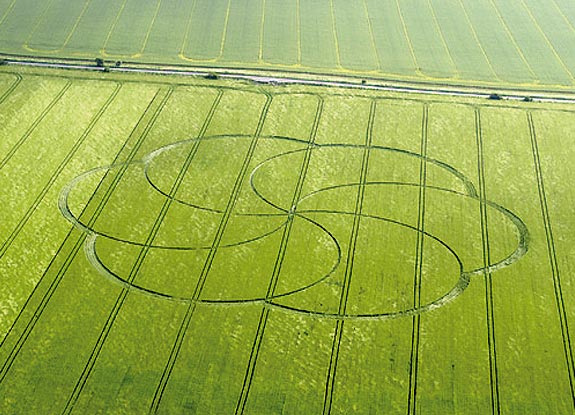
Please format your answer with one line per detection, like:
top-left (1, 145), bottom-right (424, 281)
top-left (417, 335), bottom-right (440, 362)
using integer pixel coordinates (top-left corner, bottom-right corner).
top-left (395, 0), bottom-right (457, 79)
top-left (103, 0), bottom-right (161, 57)
top-left (314, 96), bottom-right (373, 146)
top-left (222, 0), bottom-right (263, 63)
top-left (68, 89), bottom-right (225, 411)
top-left (459, 0), bottom-right (535, 84)
top-left (553, 0), bottom-right (575, 32)
top-left (331, 0), bottom-right (378, 71)
top-left (481, 107), bottom-right (573, 414)
top-left (0, 79), bottom-right (66, 159)
top-left (491, 0), bottom-right (573, 85)
top-left (415, 103), bottom-right (492, 414)
top-left (155, 305), bottom-right (263, 413)
top-left (0, 81), bottom-right (114, 244)
top-left (183, 0), bottom-right (229, 61)
top-left (262, 0), bottom-right (299, 66)
top-left (25, 0), bottom-right (91, 52)
top-left (529, 109), bottom-right (575, 394)
top-left (0, 255), bottom-right (126, 413)
top-left (244, 312), bottom-right (335, 413)
top-left (0, 0), bottom-right (18, 27)
top-left (2, 83), bottom-right (110, 234)
top-left (140, 0), bottom-right (194, 58)
top-left (0, 83), bottom-right (161, 412)
top-left (365, 0), bottom-right (417, 75)
top-left (522, 0), bottom-right (575, 79)
top-left (135, 86), bottom-right (223, 156)
top-left (0, 0), bottom-right (45, 51)
top-left (328, 101), bottom-right (421, 412)
top-left (63, 0), bottom-right (123, 55)
top-left (62, 0), bottom-right (122, 55)
top-left (427, 0), bottom-right (497, 82)
top-left (70, 293), bottom-right (186, 414)
top-left (299, 0), bottom-right (338, 69)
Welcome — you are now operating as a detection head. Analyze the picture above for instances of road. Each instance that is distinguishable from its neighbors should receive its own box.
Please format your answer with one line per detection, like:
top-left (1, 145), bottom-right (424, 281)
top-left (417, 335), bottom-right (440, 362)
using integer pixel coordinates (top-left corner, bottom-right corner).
top-left (3, 55), bottom-right (575, 104)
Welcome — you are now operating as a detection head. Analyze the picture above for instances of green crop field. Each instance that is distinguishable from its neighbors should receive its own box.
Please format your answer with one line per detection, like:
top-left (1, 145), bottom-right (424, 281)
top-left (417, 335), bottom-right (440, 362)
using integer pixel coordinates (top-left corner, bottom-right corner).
top-left (1, 0), bottom-right (575, 88)
top-left (0, 67), bottom-right (575, 413)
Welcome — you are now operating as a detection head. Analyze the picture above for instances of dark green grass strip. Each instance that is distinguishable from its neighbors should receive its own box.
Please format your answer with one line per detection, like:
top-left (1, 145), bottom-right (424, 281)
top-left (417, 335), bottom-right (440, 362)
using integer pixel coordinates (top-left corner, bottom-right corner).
top-left (0, 86), bottom-right (171, 385)
top-left (234, 96), bottom-right (325, 415)
top-left (0, 73), bottom-right (22, 106)
top-left (528, 111), bottom-right (575, 408)
top-left (62, 88), bottom-right (222, 414)
top-left (0, 82), bottom-right (122, 259)
top-left (0, 80), bottom-right (71, 171)
top-left (406, 104), bottom-right (428, 415)
top-left (149, 93), bottom-right (273, 414)
top-left (475, 108), bottom-right (500, 415)
top-left (322, 100), bottom-right (376, 415)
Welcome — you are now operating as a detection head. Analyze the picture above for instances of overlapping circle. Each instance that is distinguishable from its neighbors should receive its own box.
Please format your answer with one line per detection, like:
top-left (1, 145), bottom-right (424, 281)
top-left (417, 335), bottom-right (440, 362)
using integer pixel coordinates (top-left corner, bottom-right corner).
top-left (60, 134), bottom-right (529, 319)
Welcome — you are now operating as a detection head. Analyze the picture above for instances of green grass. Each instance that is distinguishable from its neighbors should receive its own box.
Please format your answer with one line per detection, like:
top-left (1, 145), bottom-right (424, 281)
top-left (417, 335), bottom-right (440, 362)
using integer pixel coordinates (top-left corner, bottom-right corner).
top-left (1, 67), bottom-right (575, 413)
top-left (2, 0), bottom-right (575, 87)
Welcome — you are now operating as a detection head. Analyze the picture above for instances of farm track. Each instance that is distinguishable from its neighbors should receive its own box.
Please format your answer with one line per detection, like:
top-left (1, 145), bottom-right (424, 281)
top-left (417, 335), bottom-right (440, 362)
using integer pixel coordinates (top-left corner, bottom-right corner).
top-left (0, 83), bottom-right (122, 259)
top-left (476, 108), bottom-right (501, 414)
top-left (322, 100), bottom-right (375, 415)
top-left (0, 86), bottom-right (171, 385)
top-left (528, 112), bottom-right (575, 406)
top-left (0, 60), bottom-right (573, 412)
top-left (235, 96), bottom-right (324, 415)
top-left (407, 104), bottom-right (429, 415)
top-left (61, 87), bottom-right (176, 414)
top-left (150, 93), bottom-right (273, 413)
top-left (2, 54), bottom-right (575, 104)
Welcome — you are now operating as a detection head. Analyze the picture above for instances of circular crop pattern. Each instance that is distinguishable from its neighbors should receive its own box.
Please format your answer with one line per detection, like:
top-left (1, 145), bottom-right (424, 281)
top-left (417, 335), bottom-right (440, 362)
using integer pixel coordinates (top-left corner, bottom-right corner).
top-left (60, 135), bottom-right (529, 320)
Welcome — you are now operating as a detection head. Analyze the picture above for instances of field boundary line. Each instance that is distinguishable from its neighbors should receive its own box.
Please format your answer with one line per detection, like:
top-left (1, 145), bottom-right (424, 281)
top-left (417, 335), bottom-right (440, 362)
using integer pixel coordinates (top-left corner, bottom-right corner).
top-left (0, 80), bottom-right (72, 171)
top-left (528, 111), bottom-right (575, 408)
top-left (139, 0), bottom-right (164, 57)
top-left (60, 0), bottom-right (94, 51)
top-left (22, 0), bottom-right (57, 50)
top-left (0, 82), bottom-right (122, 260)
top-left (393, 0), bottom-right (421, 76)
top-left (22, 0), bottom-right (94, 54)
top-left (407, 103), bottom-right (428, 415)
top-left (361, 0), bottom-right (382, 71)
top-left (217, 0), bottom-right (233, 61)
top-left (0, 86), bottom-right (170, 386)
top-left (234, 95), bottom-right (324, 415)
top-left (0, 86), bottom-right (165, 351)
top-left (178, 0), bottom-right (198, 59)
top-left (425, 0), bottom-right (458, 76)
top-left (0, 0), bottom-right (17, 28)
top-left (322, 100), bottom-right (376, 415)
top-left (6, 51), bottom-right (575, 98)
top-left (258, 0), bottom-right (266, 63)
top-left (454, 0), bottom-right (500, 81)
top-left (0, 73), bottom-right (22, 106)
top-left (328, 0), bottom-right (343, 69)
top-left (60, 87), bottom-right (176, 414)
top-left (518, 0), bottom-right (575, 82)
top-left (485, 0), bottom-right (537, 80)
top-left (549, 0), bottom-right (575, 37)
top-left (150, 92), bottom-right (273, 414)
top-left (295, 0), bottom-right (302, 65)
top-left (100, 0), bottom-right (129, 56)
top-left (475, 107), bottom-right (501, 415)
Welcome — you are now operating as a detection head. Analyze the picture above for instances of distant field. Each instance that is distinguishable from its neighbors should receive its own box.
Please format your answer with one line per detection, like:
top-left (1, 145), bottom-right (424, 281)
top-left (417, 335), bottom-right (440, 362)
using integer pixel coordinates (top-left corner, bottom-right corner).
top-left (1, 0), bottom-right (575, 87)
top-left (1, 68), bottom-right (575, 413)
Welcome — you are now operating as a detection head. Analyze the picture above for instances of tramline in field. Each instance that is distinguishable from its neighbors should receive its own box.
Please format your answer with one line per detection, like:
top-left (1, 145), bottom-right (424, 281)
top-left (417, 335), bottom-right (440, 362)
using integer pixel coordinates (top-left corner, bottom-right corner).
top-left (1, 0), bottom-right (575, 87)
top-left (0, 68), bottom-right (574, 413)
